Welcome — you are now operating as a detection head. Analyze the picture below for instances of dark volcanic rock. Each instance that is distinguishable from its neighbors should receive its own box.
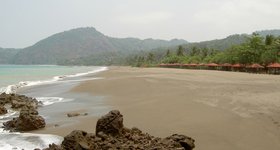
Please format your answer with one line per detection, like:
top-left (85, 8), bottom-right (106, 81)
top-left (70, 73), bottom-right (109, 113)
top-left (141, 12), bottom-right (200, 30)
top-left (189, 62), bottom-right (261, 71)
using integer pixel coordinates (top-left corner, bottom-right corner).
top-left (44, 110), bottom-right (195, 150)
top-left (0, 93), bottom-right (9, 105)
top-left (96, 110), bottom-right (124, 136)
top-left (0, 93), bottom-right (45, 131)
top-left (0, 93), bottom-right (41, 109)
top-left (43, 144), bottom-right (62, 150)
top-left (3, 106), bottom-right (45, 131)
top-left (61, 130), bottom-right (97, 150)
top-left (67, 112), bottom-right (81, 117)
top-left (0, 105), bottom-right (7, 115)
top-left (166, 134), bottom-right (196, 150)
top-left (10, 95), bottom-right (39, 109)
top-left (66, 112), bottom-right (88, 117)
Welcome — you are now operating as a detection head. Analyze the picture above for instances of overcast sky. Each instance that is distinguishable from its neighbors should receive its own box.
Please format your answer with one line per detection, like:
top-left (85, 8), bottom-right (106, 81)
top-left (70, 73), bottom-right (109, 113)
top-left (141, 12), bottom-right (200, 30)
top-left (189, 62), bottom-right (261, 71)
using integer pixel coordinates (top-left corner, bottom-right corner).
top-left (1, 0), bottom-right (280, 48)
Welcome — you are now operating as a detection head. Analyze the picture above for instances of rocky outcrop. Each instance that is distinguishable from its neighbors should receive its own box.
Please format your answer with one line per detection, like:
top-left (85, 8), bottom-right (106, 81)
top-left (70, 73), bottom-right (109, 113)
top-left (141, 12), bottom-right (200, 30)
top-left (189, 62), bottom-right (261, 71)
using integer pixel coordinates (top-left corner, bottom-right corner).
top-left (0, 93), bottom-right (42, 109)
top-left (3, 106), bottom-right (45, 131)
top-left (44, 110), bottom-right (195, 150)
top-left (0, 93), bottom-right (45, 131)
top-left (0, 105), bottom-right (7, 115)
top-left (95, 110), bottom-right (123, 136)
top-left (67, 112), bottom-right (88, 117)
top-left (61, 130), bottom-right (96, 149)
top-left (67, 112), bottom-right (80, 117)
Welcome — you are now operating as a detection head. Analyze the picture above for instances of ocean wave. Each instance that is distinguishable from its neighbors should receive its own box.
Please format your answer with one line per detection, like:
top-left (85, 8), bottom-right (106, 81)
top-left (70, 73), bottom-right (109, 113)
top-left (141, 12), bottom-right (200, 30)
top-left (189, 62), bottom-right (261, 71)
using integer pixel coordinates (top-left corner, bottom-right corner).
top-left (0, 102), bottom-right (63, 150)
top-left (67, 66), bottom-right (108, 78)
top-left (0, 66), bottom-right (108, 150)
top-left (0, 66), bottom-right (108, 94)
top-left (0, 110), bottom-right (19, 129)
top-left (0, 133), bottom-right (63, 150)
top-left (36, 97), bottom-right (73, 106)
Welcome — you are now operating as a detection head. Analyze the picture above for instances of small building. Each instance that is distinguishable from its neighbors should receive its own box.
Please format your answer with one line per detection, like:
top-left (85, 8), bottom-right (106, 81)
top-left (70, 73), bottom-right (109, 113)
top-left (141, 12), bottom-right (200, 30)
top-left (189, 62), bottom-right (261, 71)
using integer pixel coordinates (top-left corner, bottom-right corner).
top-left (267, 63), bottom-right (280, 74)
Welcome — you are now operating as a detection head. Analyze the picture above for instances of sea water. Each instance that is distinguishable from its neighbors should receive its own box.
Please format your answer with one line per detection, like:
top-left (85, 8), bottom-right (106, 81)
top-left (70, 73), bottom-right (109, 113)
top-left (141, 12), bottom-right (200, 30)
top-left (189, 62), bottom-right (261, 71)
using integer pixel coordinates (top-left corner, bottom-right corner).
top-left (0, 65), bottom-right (107, 93)
top-left (0, 65), bottom-right (107, 150)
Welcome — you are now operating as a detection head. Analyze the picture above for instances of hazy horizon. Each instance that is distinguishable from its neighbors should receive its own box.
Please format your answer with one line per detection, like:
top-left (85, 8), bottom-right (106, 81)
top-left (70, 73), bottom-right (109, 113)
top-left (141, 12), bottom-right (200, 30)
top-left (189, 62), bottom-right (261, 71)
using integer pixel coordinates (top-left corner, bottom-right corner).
top-left (1, 0), bottom-right (280, 48)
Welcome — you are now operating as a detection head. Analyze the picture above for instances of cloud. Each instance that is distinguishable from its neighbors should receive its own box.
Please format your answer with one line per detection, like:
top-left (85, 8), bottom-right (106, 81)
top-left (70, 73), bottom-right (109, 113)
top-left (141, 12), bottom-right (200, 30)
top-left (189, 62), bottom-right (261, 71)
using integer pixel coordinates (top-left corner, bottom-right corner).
top-left (116, 11), bottom-right (173, 25)
top-left (193, 0), bottom-right (280, 33)
top-left (1, 0), bottom-right (280, 47)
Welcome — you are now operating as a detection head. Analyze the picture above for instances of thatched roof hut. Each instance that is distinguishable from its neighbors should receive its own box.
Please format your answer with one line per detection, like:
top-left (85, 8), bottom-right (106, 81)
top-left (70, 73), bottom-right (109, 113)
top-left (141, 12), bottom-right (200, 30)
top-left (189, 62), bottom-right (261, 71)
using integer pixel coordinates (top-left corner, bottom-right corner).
top-left (247, 63), bottom-right (264, 68)
top-left (232, 63), bottom-right (245, 68)
top-left (221, 63), bottom-right (232, 67)
top-left (159, 63), bottom-right (181, 68)
top-left (267, 63), bottom-right (280, 68)
top-left (267, 63), bottom-right (280, 74)
top-left (206, 63), bottom-right (219, 67)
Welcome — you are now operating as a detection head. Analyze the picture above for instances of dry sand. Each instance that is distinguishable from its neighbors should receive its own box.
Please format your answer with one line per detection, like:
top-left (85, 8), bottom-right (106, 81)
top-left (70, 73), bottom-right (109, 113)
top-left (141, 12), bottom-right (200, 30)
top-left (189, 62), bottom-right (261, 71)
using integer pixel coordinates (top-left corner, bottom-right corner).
top-left (39, 67), bottom-right (280, 150)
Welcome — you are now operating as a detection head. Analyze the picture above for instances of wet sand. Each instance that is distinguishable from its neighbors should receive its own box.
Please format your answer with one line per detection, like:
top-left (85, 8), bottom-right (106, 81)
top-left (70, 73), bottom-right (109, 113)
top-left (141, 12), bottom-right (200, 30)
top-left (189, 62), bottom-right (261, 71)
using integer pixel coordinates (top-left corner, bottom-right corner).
top-left (38, 67), bottom-right (280, 150)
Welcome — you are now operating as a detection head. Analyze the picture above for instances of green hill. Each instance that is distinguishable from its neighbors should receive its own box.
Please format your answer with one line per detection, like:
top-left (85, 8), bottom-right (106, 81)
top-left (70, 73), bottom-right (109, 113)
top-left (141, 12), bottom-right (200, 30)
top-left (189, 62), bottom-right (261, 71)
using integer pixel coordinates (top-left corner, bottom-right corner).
top-left (184, 34), bottom-right (249, 50)
top-left (1, 28), bottom-right (280, 65)
top-left (11, 27), bottom-right (187, 64)
top-left (256, 29), bottom-right (280, 37)
top-left (150, 30), bottom-right (280, 58)
top-left (0, 48), bottom-right (20, 64)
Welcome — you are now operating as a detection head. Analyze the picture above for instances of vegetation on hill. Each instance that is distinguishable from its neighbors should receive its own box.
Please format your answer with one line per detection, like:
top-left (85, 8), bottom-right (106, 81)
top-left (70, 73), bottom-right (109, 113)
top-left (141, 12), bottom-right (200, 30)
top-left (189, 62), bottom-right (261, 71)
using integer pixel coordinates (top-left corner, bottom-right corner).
top-left (256, 29), bottom-right (280, 37)
top-left (10, 27), bottom-right (187, 64)
top-left (1, 28), bottom-right (280, 66)
top-left (130, 33), bottom-right (280, 67)
top-left (0, 48), bottom-right (20, 64)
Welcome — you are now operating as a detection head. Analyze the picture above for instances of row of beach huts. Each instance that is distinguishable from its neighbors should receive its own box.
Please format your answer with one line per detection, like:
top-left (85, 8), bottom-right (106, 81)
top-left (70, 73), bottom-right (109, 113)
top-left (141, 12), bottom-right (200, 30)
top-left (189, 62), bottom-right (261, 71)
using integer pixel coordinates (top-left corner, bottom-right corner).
top-left (159, 63), bottom-right (280, 74)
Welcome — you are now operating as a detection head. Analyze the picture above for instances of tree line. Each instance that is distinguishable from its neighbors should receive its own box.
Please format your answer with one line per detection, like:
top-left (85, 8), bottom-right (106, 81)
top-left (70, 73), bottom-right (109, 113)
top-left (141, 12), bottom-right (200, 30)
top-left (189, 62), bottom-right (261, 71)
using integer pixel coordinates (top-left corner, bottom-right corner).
top-left (128, 33), bottom-right (280, 67)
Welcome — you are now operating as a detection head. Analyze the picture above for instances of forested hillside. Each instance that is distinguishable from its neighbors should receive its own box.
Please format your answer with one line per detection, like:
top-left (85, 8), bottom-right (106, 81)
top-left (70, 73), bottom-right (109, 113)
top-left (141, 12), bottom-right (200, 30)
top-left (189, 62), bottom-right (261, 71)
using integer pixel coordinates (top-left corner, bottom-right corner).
top-left (0, 48), bottom-right (20, 64)
top-left (1, 28), bottom-right (280, 65)
top-left (12, 27), bottom-right (187, 64)
top-left (131, 33), bottom-right (280, 67)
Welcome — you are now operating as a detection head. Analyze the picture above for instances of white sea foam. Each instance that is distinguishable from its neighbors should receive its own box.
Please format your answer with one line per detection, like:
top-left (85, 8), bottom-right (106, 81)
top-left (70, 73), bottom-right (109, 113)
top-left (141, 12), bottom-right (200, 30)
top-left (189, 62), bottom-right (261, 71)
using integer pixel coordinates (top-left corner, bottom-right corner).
top-left (36, 97), bottom-right (73, 106)
top-left (67, 66), bottom-right (108, 78)
top-left (0, 133), bottom-right (63, 150)
top-left (0, 110), bottom-right (19, 132)
top-left (0, 66), bottom-right (108, 149)
top-left (0, 106), bottom-right (62, 150)
top-left (0, 66), bottom-right (108, 94)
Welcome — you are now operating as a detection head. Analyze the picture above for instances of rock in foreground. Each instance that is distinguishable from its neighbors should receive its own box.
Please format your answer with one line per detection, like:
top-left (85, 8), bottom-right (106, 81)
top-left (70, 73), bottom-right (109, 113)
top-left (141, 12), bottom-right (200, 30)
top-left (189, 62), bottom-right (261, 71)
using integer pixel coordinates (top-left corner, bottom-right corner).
top-left (3, 106), bottom-right (46, 131)
top-left (0, 93), bottom-right (45, 131)
top-left (95, 109), bottom-right (124, 136)
top-left (0, 105), bottom-right (7, 115)
top-left (44, 110), bottom-right (195, 150)
top-left (0, 93), bottom-right (41, 109)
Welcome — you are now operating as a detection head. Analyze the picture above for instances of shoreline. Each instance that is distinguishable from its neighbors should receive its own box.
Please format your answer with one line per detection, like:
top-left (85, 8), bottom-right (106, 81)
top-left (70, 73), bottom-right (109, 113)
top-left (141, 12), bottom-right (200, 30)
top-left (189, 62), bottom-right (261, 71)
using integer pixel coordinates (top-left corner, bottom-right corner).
top-left (58, 66), bottom-right (280, 150)
top-left (0, 66), bottom-right (109, 149)
top-left (0, 65), bottom-right (107, 94)
top-left (9, 66), bottom-right (280, 149)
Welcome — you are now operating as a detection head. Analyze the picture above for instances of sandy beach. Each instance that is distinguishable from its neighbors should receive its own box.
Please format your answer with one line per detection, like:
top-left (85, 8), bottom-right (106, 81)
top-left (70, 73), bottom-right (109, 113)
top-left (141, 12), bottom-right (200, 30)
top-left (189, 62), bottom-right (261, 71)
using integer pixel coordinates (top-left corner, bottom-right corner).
top-left (36, 67), bottom-right (280, 150)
